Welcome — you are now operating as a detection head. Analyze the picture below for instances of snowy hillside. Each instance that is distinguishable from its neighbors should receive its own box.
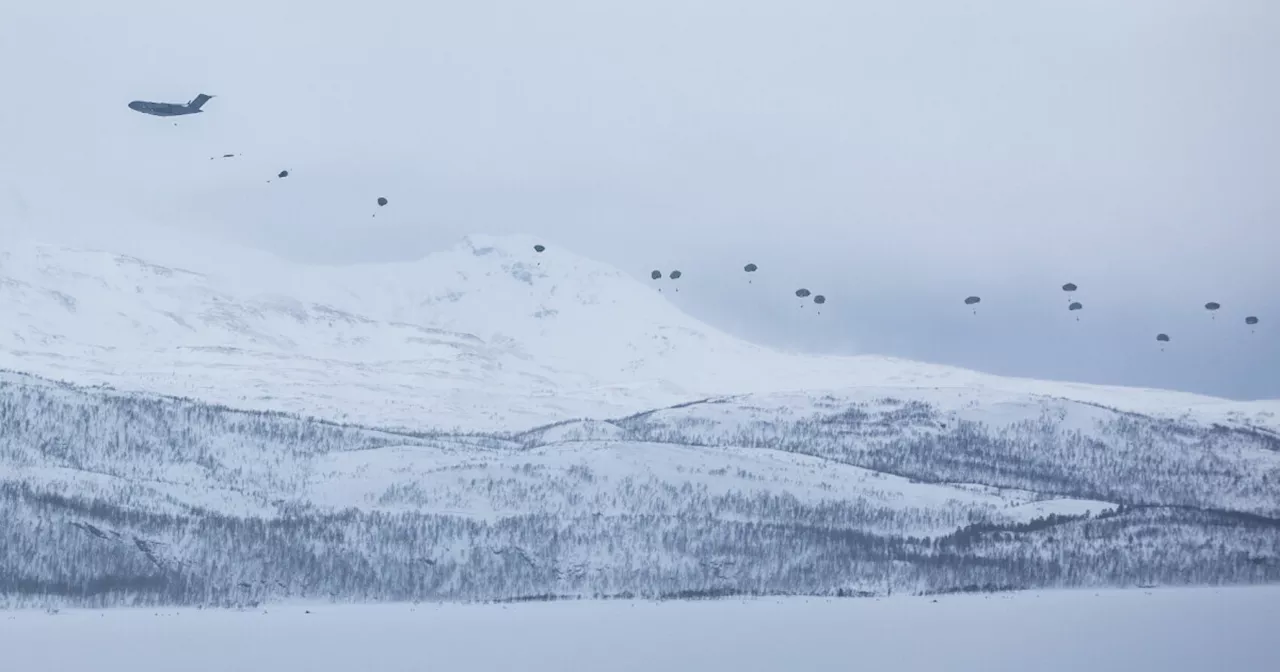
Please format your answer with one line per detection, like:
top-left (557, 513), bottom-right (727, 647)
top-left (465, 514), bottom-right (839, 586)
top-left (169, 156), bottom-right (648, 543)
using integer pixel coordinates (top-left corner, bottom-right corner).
top-left (3, 371), bottom-right (1277, 608)
top-left (4, 235), bottom-right (1279, 607)
top-left (3, 234), bottom-right (1277, 433)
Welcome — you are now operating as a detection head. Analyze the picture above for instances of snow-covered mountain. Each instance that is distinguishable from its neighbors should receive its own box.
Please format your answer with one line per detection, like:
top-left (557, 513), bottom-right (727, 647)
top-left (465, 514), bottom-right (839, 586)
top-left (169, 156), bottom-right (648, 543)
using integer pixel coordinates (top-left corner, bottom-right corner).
top-left (2, 233), bottom-right (1277, 433)
top-left (4, 235), bottom-right (1279, 607)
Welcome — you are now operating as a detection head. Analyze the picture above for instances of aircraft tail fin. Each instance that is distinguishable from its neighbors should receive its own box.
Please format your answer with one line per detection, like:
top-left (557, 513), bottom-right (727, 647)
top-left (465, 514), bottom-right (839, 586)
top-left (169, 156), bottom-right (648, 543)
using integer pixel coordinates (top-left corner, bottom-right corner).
top-left (187, 94), bottom-right (214, 110)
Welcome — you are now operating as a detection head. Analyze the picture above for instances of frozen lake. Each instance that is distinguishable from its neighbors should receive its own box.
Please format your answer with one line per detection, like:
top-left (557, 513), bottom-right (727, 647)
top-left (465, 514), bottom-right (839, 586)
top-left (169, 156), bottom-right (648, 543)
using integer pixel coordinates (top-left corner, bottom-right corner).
top-left (3, 586), bottom-right (1277, 671)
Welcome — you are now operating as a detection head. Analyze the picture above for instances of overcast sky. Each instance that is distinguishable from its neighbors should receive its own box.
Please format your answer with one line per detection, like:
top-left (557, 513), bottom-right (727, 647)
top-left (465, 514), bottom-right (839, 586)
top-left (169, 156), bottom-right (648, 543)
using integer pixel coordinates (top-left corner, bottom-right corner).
top-left (2, 0), bottom-right (1277, 399)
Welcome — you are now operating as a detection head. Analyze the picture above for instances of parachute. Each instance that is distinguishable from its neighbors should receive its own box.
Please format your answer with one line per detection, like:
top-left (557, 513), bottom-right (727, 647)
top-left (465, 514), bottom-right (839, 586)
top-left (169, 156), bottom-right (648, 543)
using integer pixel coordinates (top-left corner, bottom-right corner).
top-left (534, 245), bottom-right (546, 253)
top-left (812, 294), bottom-right (826, 314)
top-left (1205, 302), bottom-right (1221, 320)
top-left (669, 270), bottom-right (682, 280)
top-left (964, 296), bottom-right (980, 305)
top-left (1068, 302), bottom-right (1082, 311)
top-left (1156, 333), bottom-right (1170, 342)
top-left (795, 288), bottom-right (811, 298)
top-left (1062, 283), bottom-right (1077, 293)
top-left (372, 196), bottom-right (389, 217)
top-left (650, 270), bottom-right (662, 280)
top-left (1245, 316), bottom-right (1259, 325)
top-left (744, 263), bottom-right (758, 273)
top-left (277, 170), bottom-right (289, 179)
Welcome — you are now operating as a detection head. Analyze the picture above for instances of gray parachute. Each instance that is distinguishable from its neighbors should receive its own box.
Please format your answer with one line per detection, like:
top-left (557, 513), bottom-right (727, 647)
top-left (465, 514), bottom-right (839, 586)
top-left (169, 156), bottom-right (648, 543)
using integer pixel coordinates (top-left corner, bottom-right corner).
top-left (795, 288), bottom-right (811, 298)
top-left (533, 245), bottom-right (545, 253)
top-left (1156, 333), bottom-right (1170, 342)
top-left (651, 270), bottom-right (662, 280)
top-left (813, 295), bottom-right (826, 305)
top-left (964, 296), bottom-right (980, 305)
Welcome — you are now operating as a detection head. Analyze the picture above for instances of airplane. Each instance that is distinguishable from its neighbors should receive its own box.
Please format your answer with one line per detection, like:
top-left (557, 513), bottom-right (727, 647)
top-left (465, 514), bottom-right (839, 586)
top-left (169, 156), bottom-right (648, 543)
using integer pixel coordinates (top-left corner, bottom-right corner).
top-left (128, 93), bottom-right (214, 117)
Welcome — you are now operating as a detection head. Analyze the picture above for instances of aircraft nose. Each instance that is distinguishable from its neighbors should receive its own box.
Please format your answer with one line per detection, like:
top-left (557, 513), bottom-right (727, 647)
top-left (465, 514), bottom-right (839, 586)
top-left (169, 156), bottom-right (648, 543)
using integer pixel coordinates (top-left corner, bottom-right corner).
top-left (128, 101), bottom-right (143, 110)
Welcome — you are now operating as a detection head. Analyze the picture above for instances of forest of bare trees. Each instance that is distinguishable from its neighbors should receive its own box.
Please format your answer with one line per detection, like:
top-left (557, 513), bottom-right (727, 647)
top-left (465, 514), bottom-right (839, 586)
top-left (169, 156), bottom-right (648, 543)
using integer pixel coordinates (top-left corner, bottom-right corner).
top-left (3, 372), bottom-right (1278, 608)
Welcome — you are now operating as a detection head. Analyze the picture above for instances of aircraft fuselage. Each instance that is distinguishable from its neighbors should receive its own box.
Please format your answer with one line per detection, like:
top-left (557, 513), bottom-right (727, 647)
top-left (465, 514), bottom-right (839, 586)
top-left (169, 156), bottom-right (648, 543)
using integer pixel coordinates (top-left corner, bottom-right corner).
top-left (128, 94), bottom-right (213, 117)
top-left (128, 101), bottom-right (200, 117)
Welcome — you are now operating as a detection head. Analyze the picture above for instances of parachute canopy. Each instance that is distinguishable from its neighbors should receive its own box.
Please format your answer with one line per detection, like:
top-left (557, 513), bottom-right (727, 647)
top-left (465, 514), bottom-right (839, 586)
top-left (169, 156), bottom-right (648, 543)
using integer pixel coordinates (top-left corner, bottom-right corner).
top-left (1156, 333), bottom-right (1170, 342)
top-left (744, 263), bottom-right (758, 273)
top-left (1245, 316), bottom-right (1259, 325)
top-left (1068, 302), bottom-right (1083, 311)
top-left (650, 270), bottom-right (662, 280)
top-left (813, 295), bottom-right (826, 305)
top-left (795, 288), bottom-right (811, 298)
top-left (277, 170), bottom-right (289, 179)
top-left (669, 270), bottom-right (682, 279)
top-left (377, 197), bottom-right (388, 207)
top-left (533, 245), bottom-right (545, 253)
top-left (1062, 283), bottom-right (1077, 292)
top-left (1205, 302), bottom-right (1221, 311)
top-left (964, 296), bottom-right (980, 305)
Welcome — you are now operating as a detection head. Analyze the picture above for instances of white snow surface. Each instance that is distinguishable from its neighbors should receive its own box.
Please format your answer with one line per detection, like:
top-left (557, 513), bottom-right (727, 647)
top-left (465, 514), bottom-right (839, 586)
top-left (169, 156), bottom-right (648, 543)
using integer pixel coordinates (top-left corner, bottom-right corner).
top-left (3, 586), bottom-right (1276, 672)
top-left (2, 233), bottom-right (1277, 433)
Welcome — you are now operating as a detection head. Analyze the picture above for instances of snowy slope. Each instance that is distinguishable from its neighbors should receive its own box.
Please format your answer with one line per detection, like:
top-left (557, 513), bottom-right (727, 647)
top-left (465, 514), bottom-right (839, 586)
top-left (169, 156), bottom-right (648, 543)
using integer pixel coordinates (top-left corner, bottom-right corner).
top-left (0, 370), bottom-right (1112, 537)
top-left (2, 234), bottom-right (1278, 433)
top-left (304, 440), bottom-right (1112, 536)
top-left (3, 371), bottom-right (1278, 607)
top-left (609, 387), bottom-right (1280, 517)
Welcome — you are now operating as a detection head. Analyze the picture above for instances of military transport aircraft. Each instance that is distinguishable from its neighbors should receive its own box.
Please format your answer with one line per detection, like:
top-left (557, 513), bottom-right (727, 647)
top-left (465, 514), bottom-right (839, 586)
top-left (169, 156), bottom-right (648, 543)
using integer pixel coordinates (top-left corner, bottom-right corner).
top-left (128, 94), bottom-right (214, 117)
